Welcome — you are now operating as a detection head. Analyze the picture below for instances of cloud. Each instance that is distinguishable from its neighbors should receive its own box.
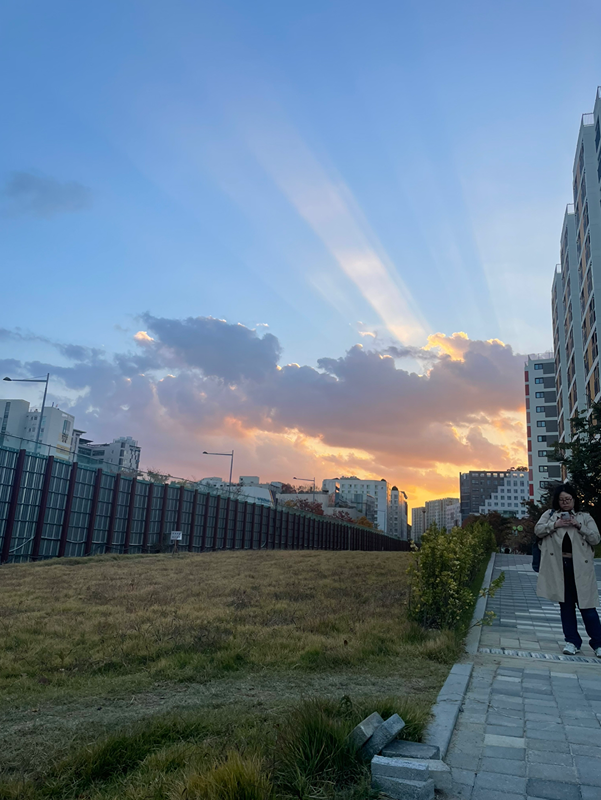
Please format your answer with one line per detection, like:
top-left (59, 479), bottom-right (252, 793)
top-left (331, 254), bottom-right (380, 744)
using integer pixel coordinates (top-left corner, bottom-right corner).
top-left (1, 171), bottom-right (93, 218)
top-left (0, 317), bottom-right (527, 508)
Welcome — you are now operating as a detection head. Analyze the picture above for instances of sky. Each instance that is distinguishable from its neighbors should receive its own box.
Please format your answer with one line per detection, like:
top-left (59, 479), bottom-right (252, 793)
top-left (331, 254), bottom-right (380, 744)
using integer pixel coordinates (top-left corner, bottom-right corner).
top-left (1, 0), bottom-right (601, 511)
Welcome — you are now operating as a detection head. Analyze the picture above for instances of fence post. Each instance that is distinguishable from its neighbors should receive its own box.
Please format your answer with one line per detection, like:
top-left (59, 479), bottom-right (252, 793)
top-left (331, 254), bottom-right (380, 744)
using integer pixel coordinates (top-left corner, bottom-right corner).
top-left (58, 462), bottom-right (79, 559)
top-left (188, 490), bottom-right (198, 552)
top-left (142, 482), bottom-right (154, 553)
top-left (105, 473), bottom-right (122, 553)
top-left (31, 455), bottom-right (54, 561)
top-left (212, 495), bottom-right (221, 550)
top-left (200, 493), bottom-right (211, 551)
top-left (223, 496), bottom-right (231, 550)
top-left (232, 499), bottom-right (240, 549)
top-left (158, 483), bottom-right (169, 552)
top-left (175, 485), bottom-right (185, 540)
top-left (123, 477), bottom-right (138, 554)
top-left (1, 449), bottom-right (26, 564)
top-left (84, 467), bottom-right (103, 557)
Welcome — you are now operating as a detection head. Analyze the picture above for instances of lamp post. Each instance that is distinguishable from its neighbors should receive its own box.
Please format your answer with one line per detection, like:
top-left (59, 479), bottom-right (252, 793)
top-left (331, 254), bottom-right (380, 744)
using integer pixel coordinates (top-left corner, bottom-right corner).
top-left (3, 373), bottom-right (50, 448)
top-left (293, 476), bottom-right (316, 502)
top-left (203, 450), bottom-right (234, 497)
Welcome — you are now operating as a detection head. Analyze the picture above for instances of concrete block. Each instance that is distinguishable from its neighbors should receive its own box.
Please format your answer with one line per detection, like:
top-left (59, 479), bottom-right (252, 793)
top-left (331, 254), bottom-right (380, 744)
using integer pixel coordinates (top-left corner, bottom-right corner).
top-left (370, 775), bottom-right (435, 800)
top-left (360, 713), bottom-right (405, 760)
top-left (371, 755), bottom-right (430, 782)
top-left (347, 711), bottom-right (384, 750)
top-left (380, 740), bottom-right (440, 760)
top-left (525, 778), bottom-right (581, 800)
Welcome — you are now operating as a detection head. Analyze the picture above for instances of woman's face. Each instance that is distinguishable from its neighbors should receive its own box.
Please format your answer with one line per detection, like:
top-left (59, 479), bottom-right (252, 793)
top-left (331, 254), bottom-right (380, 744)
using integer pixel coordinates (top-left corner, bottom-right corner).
top-left (559, 492), bottom-right (575, 512)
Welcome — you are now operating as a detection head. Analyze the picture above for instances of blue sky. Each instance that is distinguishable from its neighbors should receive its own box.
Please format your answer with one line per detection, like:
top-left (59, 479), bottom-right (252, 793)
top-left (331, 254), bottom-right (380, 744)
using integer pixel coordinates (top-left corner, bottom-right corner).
top-left (1, 1), bottom-right (601, 506)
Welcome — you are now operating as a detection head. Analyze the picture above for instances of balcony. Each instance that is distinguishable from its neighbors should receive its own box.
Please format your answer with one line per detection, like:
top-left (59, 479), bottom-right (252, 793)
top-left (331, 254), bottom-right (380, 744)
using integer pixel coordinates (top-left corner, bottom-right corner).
top-left (583, 113), bottom-right (595, 127)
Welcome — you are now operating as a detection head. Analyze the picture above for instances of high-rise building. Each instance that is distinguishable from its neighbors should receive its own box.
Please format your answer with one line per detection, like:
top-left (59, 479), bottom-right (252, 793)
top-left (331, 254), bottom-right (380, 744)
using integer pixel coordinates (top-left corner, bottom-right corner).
top-left (445, 501), bottom-right (462, 532)
top-left (552, 88), bottom-right (601, 439)
top-left (524, 354), bottom-right (561, 502)
top-left (0, 399), bottom-right (76, 459)
top-left (460, 469), bottom-right (528, 519)
top-left (323, 477), bottom-right (392, 532)
top-left (78, 436), bottom-right (141, 471)
top-left (424, 497), bottom-right (459, 530)
top-left (411, 506), bottom-right (426, 542)
top-left (389, 487), bottom-right (408, 539)
top-left (478, 470), bottom-right (529, 518)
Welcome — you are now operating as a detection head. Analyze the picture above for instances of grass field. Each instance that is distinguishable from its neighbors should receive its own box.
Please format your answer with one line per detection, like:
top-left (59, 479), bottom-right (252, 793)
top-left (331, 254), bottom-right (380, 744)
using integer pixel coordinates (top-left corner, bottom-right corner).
top-left (0, 550), bottom-right (462, 799)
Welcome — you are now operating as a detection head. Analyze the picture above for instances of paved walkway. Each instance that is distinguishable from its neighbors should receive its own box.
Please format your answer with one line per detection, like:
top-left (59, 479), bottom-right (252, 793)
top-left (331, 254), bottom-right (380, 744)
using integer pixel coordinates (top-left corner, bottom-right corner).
top-left (445, 554), bottom-right (601, 799)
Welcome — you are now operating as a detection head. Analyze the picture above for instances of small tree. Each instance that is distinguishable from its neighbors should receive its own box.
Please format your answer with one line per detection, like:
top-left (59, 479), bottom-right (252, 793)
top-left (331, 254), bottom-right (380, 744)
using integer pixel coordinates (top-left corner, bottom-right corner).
top-left (550, 401), bottom-right (601, 526)
top-left (332, 510), bottom-right (354, 522)
top-left (355, 516), bottom-right (374, 529)
top-left (279, 483), bottom-right (297, 494)
top-left (283, 499), bottom-right (324, 515)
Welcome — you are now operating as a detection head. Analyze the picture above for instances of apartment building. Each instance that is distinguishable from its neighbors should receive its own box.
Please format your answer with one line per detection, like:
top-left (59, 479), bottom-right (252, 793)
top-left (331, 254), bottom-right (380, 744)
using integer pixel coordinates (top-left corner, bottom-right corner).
top-left (322, 477), bottom-right (392, 532)
top-left (389, 486), bottom-right (408, 539)
top-left (0, 399), bottom-right (76, 458)
top-left (478, 470), bottom-right (529, 518)
top-left (524, 354), bottom-right (562, 502)
top-left (460, 469), bottom-right (528, 519)
top-left (411, 506), bottom-right (426, 542)
top-left (424, 497), bottom-right (459, 530)
top-left (552, 88), bottom-right (601, 442)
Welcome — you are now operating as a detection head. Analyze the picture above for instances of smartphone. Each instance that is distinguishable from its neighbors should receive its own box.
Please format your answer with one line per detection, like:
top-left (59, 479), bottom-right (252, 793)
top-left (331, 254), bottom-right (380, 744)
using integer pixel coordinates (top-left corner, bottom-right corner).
top-left (561, 512), bottom-right (571, 520)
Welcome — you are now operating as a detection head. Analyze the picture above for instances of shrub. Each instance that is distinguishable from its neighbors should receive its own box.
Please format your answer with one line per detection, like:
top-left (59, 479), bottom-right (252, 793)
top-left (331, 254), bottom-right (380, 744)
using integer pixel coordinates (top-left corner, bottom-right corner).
top-left (407, 520), bottom-right (496, 630)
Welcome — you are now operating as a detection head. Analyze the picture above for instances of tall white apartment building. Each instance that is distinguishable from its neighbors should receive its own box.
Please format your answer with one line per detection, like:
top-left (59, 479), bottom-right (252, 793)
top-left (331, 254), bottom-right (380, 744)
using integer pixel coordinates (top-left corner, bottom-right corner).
top-left (445, 501), bottom-right (462, 532)
top-left (323, 477), bottom-right (391, 532)
top-left (552, 88), bottom-right (601, 440)
top-left (525, 355), bottom-right (562, 502)
top-left (424, 497), bottom-right (459, 531)
top-left (411, 506), bottom-right (426, 542)
top-left (389, 487), bottom-right (408, 539)
top-left (78, 436), bottom-right (141, 470)
top-left (0, 399), bottom-right (76, 458)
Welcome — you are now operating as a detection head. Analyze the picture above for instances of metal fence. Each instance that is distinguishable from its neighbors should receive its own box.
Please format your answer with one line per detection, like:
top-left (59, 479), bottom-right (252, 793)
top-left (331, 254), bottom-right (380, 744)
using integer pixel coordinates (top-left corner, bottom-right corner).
top-left (0, 446), bottom-right (409, 563)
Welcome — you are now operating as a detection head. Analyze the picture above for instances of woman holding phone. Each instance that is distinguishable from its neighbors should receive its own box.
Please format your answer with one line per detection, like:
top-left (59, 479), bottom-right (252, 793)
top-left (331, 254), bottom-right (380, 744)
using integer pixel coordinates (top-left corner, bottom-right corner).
top-left (535, 483), bottom-right (601, 656)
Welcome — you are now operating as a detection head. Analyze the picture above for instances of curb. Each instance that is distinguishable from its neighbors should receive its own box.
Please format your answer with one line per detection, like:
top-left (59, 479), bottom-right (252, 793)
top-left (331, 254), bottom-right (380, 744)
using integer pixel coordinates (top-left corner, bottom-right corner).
top-left (464, 551), bottom-right (496, 656)
top-left (423, 662), bottom-right (473, 759)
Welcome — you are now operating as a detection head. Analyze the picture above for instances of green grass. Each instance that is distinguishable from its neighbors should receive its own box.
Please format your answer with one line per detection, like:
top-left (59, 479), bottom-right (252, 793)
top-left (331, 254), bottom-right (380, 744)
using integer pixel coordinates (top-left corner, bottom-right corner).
top-left (0, 694), bottom-right (431, 800)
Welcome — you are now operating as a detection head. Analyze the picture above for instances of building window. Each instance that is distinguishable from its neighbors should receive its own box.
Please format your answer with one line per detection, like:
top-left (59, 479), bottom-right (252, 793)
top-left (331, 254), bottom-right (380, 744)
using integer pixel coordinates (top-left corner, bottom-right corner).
top-left (539, 466), bottom-right (549, 472)
top-left (537, 435), bottom-right (547, 442)
top-left (534, 363), bottom-right (544, 370)
top-left (535, 392), bottom-right (545, 398)
top-left (536, 406), bottom-right (545, 413)
top-left (538, 450), bottom-right (547, 457)
top-left (537, 421), bottom-right (546, 427)
top-left (535, 377), bottom-right (544, 384)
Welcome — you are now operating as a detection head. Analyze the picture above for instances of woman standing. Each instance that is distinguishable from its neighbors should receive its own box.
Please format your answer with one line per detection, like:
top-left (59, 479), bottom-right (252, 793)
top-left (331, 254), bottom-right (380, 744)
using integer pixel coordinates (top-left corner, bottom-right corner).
top-left (535, 483), bottom-right (601, 656)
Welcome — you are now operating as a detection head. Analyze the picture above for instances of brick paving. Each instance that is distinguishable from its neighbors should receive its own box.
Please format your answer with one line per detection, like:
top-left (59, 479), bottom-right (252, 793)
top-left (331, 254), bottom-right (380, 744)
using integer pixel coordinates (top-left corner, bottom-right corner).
top-left (445, 554), bottom-right (601, 799)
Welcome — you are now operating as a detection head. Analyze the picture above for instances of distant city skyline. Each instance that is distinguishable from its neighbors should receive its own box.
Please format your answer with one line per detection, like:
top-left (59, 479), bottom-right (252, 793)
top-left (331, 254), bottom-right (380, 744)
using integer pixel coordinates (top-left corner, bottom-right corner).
top-left (2, 2), bottom-right (601, 509)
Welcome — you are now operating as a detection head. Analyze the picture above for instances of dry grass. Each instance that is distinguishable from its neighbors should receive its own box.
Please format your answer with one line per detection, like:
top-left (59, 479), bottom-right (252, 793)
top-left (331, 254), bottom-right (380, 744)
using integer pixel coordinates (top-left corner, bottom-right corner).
top-left (0, 551), bottom-right (461, 797)
top-left (0, 551), bottom-right (458, 702)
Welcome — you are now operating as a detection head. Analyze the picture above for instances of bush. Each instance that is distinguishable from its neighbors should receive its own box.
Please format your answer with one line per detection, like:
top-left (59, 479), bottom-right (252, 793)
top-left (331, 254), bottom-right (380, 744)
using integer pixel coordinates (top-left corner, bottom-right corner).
top-left (408, 520), bottom-right (496, 630)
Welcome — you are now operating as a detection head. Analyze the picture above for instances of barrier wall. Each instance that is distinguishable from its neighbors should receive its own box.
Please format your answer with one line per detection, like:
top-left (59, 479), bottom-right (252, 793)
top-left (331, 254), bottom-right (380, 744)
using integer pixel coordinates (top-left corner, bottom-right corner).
top-left (0, 447), bottom-right (409, 563)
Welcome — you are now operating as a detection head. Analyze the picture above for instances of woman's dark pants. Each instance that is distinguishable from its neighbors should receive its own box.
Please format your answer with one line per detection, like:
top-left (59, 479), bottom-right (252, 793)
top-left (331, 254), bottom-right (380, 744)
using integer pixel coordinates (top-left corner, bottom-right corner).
top-left (560, 557), bottom-right (601, 651)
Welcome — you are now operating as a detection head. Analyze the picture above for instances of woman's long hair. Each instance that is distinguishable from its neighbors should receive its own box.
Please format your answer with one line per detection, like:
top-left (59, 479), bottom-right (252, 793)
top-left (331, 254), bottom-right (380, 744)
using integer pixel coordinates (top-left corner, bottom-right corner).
top-left (551, 483), bottom-right (580, 512)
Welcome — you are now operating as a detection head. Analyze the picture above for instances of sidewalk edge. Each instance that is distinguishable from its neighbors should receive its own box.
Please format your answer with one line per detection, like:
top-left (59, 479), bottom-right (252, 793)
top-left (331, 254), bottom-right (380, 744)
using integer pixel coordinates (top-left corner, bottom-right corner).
top-left (464, 551), bottom-right (496, 656)
top-left (423, 662), bottom-right (473, 759)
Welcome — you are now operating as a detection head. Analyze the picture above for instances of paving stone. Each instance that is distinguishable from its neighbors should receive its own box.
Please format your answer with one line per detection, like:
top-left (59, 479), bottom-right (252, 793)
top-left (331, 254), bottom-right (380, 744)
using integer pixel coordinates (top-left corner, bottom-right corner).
top-left (484, 734), bottom-right (525, 748)
top-left (479, 757), bottom-right (526, 776)
top-left (360, 713), bottom-right (405, 760)
top-left (582, 787), bottom-right (601, 800)
top-left (526, 762), bottom-right (578, 783)
top-left (527, 749), bottom-right (573, 766)
top-left (574, 755), bottom-right (601, 787)
top-left (370, 775), bottom-right (435, 800)
top-left (371, 756), bottom-right (430, 782)
top-left (564, 725), bottom-right (601, 745)
top-left (482, 746), bottom-right (525, 760)
top-left (446, 751), bottom-right (480, 770)
top-left (380, 740), bottom-right (440, 760)
top-left (471, 790), bottom-right (524, 800)
top-left (487, 713), bottom-right (525, 728)
top-left (451, 768), bottom-right (476, 787)
top-left (526, 778), bottom-right (581, 800)
top-left (570, 742), bottom-right (601, 757)
top-left (525, 712), bottom-right (562, 724)
top-left (526, 738), bottom-right (570, 753)
top-left (473, 770), bottom-right (526, 794)
top-left (348, 711), bottom-right (384, 750)
top-left (485, 724), bottom-right (525, 738)
top-left (524, 725), bottom-right (566, 741)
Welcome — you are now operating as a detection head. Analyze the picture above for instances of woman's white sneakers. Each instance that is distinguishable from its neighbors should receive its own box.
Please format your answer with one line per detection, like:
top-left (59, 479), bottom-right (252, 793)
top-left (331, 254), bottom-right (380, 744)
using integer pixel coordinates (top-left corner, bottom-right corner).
top-left (563, 643), bottom-right (580, 655)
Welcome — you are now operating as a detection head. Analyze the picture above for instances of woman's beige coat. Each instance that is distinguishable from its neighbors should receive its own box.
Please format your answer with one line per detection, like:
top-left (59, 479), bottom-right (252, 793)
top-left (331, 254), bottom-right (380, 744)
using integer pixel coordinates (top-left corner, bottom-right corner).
top-left (535, 510), bottom-right (601, 608)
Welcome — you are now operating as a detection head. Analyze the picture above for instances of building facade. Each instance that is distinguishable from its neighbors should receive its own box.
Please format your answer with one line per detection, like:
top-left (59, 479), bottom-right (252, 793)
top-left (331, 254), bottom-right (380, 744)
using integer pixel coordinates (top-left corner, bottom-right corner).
top-left (445, 501), bottom-right (462, 532)
top-left (411, 506), bottom-right (426, 542)
top-left (323, 477), bottom-right (391, 532)
top-left (460, 470), bottom-right (528, 519)
top-left (389, 487), bottom-right (408, 539)
top-left (78, 435), bottom-right (141, 471)
top-left (524, 355), bottom-right (561, 502)
top-left (424, 497), bottom-right (459, 530)
top-left (0, 399), bottom-right (76, 459)
top-left (478, 470), bottom-right (529, 518)
top-left (552, 88), bottom-right (601, 441)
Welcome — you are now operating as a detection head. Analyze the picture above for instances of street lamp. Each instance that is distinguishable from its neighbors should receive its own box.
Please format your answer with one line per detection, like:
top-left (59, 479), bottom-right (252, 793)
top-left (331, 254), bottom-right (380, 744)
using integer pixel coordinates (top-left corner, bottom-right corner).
top-left (3, 373), bottom-right (50, 447)
top-left (294, 476), bottom-right (316, 502)
top-left (203, 450), bottom-right (234, 497)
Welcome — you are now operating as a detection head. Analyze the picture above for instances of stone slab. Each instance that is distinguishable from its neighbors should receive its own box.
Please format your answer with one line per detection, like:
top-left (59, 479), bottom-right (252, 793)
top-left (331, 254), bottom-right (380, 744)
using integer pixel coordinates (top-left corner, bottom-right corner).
top-left (380, 740), bottom-right (440, 760)
top-left (348, 711), bottom-right (384, 750)
top-left (370, 774), bottom-right (435, 800)
top-left (423, 663), bottom-right (473, 759)
top-left (360, 713), bottom-right (405, 760)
